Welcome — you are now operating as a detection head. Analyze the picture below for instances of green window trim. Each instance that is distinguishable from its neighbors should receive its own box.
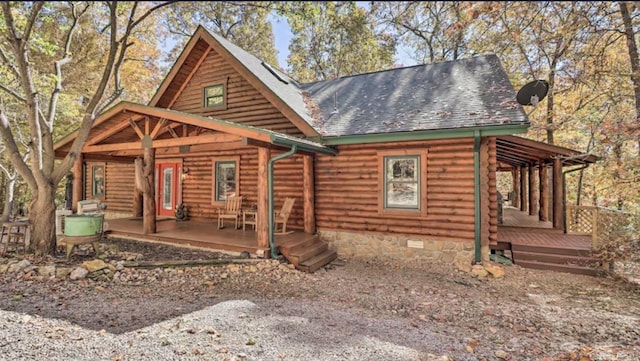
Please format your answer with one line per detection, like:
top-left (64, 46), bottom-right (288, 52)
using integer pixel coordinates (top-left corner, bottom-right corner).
top-left (383, 155), bottom-right (420, 210)
top-left (203, 84), bottom-right (225, 109)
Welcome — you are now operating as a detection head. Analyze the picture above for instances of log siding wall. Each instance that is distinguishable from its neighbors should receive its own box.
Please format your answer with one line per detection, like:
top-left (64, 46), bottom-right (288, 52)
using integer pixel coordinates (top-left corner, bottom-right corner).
top-left (315, 138), bottom-right (495, 246)
top-left (85, 161), bottom-right (134, 214)
top-left (87, 148), bottom-right (306, 229)
top-left (171, 49), bottom-right (303, 136)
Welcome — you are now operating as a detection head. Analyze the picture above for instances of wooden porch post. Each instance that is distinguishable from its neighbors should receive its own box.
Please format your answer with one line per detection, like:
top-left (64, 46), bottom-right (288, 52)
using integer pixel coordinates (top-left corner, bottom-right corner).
top-left (72, 154), bottom-right (83, 213)
top-left (303, 155), bottom-right (316, 234)
top-left (528, 163), bottom-right (537, 216)
top-left (143, 147), bottom-right (156, 234)
top-left (257, 147), bottom-right (269, 251)
top-left (519, 166), bottom-right (527, 212)
top-left (539, 162), bottom-right (549, 222)
top-left (552, 157), bottom-right (564, 230)
top-left (133, 157), bottom-right (143, 217)
top-left (513, 168), bottom-right (520, 208)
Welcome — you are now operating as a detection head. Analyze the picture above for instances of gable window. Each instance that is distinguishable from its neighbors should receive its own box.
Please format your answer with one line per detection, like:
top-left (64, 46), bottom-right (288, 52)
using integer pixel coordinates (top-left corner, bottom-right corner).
top-left (378, 150), bottom-right (427, 216)
top-left (212, 157), bottom-right (239, 204)
top-left (91, 164), bottom-right (105, 198)
top-left (204, 84), bottom-right (225, 108)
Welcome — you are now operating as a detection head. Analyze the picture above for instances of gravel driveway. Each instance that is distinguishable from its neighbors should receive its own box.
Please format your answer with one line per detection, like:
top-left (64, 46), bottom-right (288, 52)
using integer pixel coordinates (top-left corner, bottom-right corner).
top-left (0, 240), bottom-right (639, 361)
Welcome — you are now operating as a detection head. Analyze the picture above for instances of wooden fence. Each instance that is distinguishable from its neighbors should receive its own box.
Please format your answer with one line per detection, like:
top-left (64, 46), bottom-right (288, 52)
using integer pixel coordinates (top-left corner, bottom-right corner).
top-left (566, 205), bottom-right (632, 248)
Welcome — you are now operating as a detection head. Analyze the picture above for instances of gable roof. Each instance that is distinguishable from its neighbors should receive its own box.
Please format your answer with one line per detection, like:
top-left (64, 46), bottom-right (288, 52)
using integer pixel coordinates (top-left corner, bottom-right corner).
top-left (54, 102), bottom-right (336, 158)
top-left (300, 55), bottom-right (529, 137)
top-left (149, 26), bottom-right (319, 137)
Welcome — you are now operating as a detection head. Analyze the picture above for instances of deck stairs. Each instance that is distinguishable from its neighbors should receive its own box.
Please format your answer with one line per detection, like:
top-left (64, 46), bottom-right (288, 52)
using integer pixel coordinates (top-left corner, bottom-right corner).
top-left (493, 241), bottom-right (605, 277)
top-left (278, 234), bottom-right (337, 273)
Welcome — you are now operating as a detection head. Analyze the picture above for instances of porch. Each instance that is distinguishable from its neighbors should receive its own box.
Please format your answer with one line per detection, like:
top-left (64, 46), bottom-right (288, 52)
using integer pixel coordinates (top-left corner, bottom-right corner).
top-left (496, 207), bottom-right (600, 276)
top-left (103, 217), bottom-right (337, 272)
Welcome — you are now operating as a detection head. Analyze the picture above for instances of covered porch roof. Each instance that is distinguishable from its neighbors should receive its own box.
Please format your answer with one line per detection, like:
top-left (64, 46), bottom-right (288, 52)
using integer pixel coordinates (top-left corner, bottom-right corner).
top-left (54, 101), bottom-right (336, 161)
top-left (496, 135), bottom-right (598, 170)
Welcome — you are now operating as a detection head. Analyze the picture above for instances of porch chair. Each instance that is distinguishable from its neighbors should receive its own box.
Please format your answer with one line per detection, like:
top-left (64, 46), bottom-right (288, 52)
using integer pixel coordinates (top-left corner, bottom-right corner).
top-left (217, 195), bottom-right (243, 229)
top-left (274, 197), bottom-right (295, 235)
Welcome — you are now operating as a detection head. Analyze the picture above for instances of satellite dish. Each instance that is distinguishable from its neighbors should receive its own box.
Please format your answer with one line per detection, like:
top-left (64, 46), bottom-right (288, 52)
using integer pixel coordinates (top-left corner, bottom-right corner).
top-left (516, 79), bottom-right (549, 106)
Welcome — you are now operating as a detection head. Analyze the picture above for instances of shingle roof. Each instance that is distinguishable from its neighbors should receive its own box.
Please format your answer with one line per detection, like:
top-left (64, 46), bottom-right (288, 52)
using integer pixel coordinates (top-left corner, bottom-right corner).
top-left (299, 55), bottom-right (529, 136)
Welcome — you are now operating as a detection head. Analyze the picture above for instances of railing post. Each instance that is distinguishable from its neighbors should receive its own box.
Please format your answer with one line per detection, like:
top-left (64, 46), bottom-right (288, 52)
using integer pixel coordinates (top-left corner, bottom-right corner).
top-left (592, 207), bottom-right (599, 249)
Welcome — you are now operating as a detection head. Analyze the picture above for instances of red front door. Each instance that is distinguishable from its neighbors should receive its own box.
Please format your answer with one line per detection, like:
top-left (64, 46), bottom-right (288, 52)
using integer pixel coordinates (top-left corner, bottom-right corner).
top-left (156, 163), bottom-right (180, 217)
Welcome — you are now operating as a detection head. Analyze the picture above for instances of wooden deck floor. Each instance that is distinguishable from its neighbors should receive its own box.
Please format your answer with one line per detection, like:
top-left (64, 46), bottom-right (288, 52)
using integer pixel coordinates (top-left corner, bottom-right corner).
top-left (104, 217), bottom-right (304, 254)
top-left (499, 207), bottom-right (591, 250)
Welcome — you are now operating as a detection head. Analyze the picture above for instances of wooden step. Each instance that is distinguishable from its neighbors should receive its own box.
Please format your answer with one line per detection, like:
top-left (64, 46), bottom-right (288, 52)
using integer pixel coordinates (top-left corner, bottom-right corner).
top-left (278, 235), bottom-right (319, 259)
top-left (515, 259), bottom-right (602, 277)
top-left (277, 234), bottom-right (337, 273)
top-left (297, 249), bottom-right (338, 273)
top-left (513, 251), bottom-right (602, 267)
top-left (288, 241), bottom-right (328, 265)
top-left (511, 243), bottom-right (592, 257)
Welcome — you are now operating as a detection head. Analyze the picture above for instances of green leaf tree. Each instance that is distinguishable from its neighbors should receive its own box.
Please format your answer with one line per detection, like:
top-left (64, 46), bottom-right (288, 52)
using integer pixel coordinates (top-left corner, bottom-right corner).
top-left (281, 1), bottom-right (396, 82)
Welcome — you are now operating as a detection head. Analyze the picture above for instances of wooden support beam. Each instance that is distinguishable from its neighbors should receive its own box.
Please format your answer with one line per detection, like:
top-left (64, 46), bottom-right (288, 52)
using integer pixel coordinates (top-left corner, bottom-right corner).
top-left (519, 166), bottom-right (527, 212)
top-left (133, 158), bottom-right (143, 217)
top-left (513, 168), bottom-right (520, 208)
top-left (167, 126), bottom-right (179, 138)
top-left (303, 155), bottom-right (315, 233)
top-left (86, 115), bottom-right (139, 146)
top-left (72, 154), bottom-right (83, 213)
top-left (129, 118), bottom-right (145, 140)
top-left (539, 162), bottom-right (549, 222)
top-left (83, 133), bottom-right (241, 152)
top-left (257, 147), bottom-right (269, 251)
top-left (553, 158), bottom-right (564, 230)
top-left (528, 163), bottom-right (537, 216)
top-left (143, 148), bottom-right (156, 234)
top-left (144, 117), bottom-right (150, 135)
top-left (150, 118), bottom-right (167, 139)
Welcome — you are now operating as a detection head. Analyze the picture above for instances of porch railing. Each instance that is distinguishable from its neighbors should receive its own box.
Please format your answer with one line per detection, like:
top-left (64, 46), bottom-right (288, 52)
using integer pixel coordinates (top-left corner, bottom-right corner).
top-left (566, 205), bottom-right (632, 248)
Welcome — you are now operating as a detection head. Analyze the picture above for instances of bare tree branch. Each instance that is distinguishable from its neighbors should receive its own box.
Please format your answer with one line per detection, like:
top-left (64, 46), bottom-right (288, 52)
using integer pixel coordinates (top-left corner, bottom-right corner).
top-left (0, 84), bottom-right (26, 103)
top-left (0, 108), bottom-right (36, 190)
top-left (47, 2), bottom-right (90, 130)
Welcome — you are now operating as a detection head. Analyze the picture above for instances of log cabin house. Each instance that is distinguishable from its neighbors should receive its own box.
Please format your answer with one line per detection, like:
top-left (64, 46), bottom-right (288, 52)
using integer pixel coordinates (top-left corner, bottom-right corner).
top-left (55, 26), bottom-right (599, 273)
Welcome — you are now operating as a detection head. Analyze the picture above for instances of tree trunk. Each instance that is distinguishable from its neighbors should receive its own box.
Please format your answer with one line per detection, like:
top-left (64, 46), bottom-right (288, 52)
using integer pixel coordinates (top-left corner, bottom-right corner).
top-left (1, 177), bottom-right (15, 222)
top-left (620, 1), bottom-right (640, 152)
top-left (28, 184), bottom-right (57, 256)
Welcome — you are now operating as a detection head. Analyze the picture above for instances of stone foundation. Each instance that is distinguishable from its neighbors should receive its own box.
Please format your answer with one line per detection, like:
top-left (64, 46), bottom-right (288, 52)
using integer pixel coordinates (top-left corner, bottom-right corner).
top-left (319, 230), bottom-right (475, 267)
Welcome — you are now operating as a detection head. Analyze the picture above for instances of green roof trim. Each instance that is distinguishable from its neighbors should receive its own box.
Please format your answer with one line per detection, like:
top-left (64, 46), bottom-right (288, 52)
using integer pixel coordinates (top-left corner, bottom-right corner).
top-left (271, 135), bottom-right (337, 155)
top-left (313, 124), bottom-right (530, 146)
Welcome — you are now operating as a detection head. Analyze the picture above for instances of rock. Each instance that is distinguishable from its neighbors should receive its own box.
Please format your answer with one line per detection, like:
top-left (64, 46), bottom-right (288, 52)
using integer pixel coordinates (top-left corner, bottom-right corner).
top-left (494, 350), bottom-right (508, 359)
top-left (56, 267), bottom-right (72, 279)
top-left (0, 264), bottom-right (8, 273)
top-left (8, 259), bottom-right (31, 273)
top-left (70, 267), bottom-right (89, 280)
top-left (456, 260), bottom-right (472, 273)
top-left (38, 265), bottom-right (56, 278)
top-left (82, 259), bottom-right (109, 273)
top-left (484, 262), bottom-right (505, 278)
top-left (471, 264), bottom-right (489, 278)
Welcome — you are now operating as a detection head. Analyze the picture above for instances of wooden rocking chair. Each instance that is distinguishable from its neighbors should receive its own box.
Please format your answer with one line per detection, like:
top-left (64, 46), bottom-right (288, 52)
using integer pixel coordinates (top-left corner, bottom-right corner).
top-left (217, 195), bottom-right (243, 229)
top-left (274, 197), bottom-right (295, 235)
